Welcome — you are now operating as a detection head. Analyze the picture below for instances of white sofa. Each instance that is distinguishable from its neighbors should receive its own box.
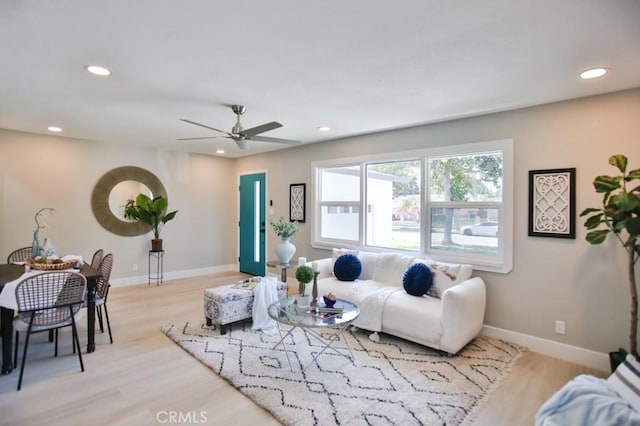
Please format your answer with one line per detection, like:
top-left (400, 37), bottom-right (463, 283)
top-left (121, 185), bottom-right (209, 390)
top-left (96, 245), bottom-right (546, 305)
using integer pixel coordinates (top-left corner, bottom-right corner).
top-left (308, 250), bottom-right (486, 355)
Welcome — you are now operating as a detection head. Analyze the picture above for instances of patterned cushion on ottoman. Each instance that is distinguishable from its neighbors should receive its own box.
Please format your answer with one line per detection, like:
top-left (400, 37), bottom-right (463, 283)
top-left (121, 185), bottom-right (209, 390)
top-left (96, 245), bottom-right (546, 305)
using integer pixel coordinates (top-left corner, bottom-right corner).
top-left (204, 278), bottom-right (288, 334)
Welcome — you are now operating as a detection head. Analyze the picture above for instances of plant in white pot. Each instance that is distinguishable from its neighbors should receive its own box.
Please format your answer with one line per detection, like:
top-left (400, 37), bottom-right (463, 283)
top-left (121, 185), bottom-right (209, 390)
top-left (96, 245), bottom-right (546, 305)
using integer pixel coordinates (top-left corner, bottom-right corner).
top-left (581, 154), bottom-right (640, 370)
top-left (270, 217), bottom-right (297, 266)
top-left (124, 193), bottom-right (178, 251)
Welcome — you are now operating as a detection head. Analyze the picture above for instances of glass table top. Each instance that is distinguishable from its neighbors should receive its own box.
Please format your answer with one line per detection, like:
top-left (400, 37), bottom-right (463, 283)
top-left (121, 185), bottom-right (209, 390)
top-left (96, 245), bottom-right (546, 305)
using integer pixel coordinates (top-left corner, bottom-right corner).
top-left (268, 297), bottom-right (359, 328)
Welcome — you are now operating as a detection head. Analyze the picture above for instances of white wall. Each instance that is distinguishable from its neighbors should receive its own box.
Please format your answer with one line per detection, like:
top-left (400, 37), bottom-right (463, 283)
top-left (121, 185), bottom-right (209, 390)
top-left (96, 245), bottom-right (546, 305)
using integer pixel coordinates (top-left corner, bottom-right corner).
top-left (235, 88), bottom-right (640, 357)
top-left (2, 88), bottom-right (639, 362)
top-left (0, 130), bottom-right (238, 281)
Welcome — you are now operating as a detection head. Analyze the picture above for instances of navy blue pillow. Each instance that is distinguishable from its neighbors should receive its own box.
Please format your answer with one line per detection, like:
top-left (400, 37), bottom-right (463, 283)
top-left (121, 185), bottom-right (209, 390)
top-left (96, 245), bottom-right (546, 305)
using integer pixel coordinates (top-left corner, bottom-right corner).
top-left (403, 263), bottom-right (433, 296)
top-left (334, 254), bottom-right (362, 281)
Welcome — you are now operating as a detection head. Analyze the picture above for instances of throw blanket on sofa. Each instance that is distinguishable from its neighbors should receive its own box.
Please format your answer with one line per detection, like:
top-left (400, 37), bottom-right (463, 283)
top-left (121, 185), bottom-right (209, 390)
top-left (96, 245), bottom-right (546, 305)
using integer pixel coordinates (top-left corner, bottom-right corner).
top-left (251, 276), bottom-right (279, 335)
top-left (535, 374), bottom-right (640, 425)
top-left (340, 281), bottom-right (401, 332)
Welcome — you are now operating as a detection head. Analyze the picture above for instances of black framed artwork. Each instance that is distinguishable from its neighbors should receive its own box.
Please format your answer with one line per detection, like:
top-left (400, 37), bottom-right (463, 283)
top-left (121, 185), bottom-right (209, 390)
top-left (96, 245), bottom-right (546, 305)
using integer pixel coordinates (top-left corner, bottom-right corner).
top-left (290, 183), bottom-right (306, 222)
top-left (528, 168), bottom-right (576, 239)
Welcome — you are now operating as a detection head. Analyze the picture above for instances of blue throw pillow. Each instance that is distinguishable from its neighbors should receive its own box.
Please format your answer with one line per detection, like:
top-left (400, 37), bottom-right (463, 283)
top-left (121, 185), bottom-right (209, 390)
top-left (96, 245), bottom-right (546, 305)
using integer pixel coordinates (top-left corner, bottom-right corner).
top-left (333, 254), bottom-right (362, 281)
top-left (403, 263), bottom-right (433, 296)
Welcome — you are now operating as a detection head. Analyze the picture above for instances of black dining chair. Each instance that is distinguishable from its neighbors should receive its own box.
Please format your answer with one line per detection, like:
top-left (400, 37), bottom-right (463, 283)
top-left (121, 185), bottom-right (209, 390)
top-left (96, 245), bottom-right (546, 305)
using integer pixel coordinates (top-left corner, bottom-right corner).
top-left (7, 246), bottom-right (32, 263)
top-left (12, 271), bottom-right (87, 391)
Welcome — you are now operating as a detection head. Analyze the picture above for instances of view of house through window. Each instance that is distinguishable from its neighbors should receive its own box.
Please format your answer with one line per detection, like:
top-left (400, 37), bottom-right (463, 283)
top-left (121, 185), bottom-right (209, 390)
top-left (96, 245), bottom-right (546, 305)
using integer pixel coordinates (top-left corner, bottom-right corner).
top-left (366, 160), bottom-right (421, 250)
top-left (312, 140), bottom-right (512, 272)
top-left (428, 153), bottom-right (503, 256)
top-left (318, 165), bottom-right (361, 242)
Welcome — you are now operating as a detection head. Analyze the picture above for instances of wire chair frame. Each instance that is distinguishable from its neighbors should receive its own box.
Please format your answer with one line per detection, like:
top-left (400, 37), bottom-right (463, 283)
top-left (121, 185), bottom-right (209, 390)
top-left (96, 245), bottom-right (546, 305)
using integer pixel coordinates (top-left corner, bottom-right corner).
top-left (13, 271), bottom-right (87, 390)
top-left (90, 249), bottom-right (104, 270)
top-left (96, 254), bottom-right (113, 300)
top-left (7, 246), bottom-right (32, 264)
top-left (15, 272), bottom-right (86, 325)
top-left (95, 253), bottom-right (114, 343)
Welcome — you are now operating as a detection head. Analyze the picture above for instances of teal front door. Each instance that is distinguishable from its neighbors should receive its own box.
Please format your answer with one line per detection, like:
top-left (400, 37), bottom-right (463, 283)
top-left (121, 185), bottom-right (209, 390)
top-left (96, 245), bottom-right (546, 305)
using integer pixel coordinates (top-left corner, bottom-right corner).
top-left (239, 173), bottom-right (266, 276)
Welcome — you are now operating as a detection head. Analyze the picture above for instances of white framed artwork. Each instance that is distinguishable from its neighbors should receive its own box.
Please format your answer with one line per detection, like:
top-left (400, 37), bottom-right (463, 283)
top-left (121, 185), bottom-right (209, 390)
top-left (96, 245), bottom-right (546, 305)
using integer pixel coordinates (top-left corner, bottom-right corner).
top-left (528, 168), bottom-right (576, 238)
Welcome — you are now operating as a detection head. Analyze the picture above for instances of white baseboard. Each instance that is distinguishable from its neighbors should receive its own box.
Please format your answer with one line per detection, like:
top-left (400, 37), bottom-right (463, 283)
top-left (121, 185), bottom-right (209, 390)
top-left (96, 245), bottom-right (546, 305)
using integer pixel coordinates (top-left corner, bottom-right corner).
top-left (109, 267), bottom-right (610, 372)
top-left (481, 325), bottom-right (610, 372)
top-left (110, 263), bottom-right (237, 287)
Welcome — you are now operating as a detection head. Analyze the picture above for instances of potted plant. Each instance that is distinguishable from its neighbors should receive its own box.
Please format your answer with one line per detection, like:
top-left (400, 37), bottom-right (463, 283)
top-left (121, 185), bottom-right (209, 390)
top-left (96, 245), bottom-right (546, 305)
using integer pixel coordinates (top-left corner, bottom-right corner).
top-left (124, 193), bottom-right (178, 251)
top-left (295, 265), bottom-right (315, 296)
top-left (270, 217), bottom-right (297, 265)
top-left (581, 154), bottom-right (640, 371)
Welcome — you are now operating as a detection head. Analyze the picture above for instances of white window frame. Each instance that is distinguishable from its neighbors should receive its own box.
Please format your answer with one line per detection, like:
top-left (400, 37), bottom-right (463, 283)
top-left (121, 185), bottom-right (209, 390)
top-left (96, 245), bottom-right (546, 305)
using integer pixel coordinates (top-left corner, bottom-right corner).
top-left (311, 139), bottom-right (513, 273)
top-left (313, 163), bottom-right (363, 247)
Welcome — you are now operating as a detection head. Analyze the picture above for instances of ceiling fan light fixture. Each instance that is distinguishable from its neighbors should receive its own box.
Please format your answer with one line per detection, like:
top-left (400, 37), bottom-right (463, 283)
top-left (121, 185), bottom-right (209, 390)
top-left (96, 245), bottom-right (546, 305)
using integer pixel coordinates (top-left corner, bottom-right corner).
top-left (85, 65), bottom-right (111, 76)
top-left (579, 67), bottom-right (607, 80)
top-left (236, 138), bottom-right (248, 150)
top-left (180, 105), bottom-right (300, 149)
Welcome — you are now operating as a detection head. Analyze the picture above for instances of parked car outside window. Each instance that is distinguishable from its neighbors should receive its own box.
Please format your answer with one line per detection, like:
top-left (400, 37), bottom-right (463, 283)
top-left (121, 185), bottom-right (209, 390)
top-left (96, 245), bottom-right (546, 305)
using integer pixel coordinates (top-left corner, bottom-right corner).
top-left (460, 221), bottom-right (498, 237)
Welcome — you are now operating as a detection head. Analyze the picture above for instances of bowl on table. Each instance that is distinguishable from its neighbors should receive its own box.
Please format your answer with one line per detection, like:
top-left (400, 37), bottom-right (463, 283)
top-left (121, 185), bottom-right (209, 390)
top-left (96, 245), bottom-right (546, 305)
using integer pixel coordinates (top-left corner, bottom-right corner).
top-left (26, 258), bottom-right (76, 271)
top-left (322, 296), bottom-right (336, 308)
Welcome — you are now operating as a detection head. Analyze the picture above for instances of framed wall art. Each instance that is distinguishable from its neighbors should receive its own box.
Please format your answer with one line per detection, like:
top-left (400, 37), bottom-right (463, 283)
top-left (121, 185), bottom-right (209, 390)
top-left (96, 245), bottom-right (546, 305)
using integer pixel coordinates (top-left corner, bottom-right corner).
top-left (528, 168), bottom-right (576, 239)
top-left (290, 183), bottom-right (306, 222)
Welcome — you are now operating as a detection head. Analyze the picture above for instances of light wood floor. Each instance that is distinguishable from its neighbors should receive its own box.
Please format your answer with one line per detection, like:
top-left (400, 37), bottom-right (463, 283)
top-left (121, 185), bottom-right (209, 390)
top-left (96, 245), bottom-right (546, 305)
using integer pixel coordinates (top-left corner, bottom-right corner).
top-left (0, 272), bottom-right (606, 425)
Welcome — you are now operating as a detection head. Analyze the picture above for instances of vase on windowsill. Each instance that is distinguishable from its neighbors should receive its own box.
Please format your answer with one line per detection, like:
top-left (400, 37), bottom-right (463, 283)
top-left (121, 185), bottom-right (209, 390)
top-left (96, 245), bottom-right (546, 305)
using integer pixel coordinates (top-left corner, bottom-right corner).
top-left (275, 238), bottom-right (296, 266)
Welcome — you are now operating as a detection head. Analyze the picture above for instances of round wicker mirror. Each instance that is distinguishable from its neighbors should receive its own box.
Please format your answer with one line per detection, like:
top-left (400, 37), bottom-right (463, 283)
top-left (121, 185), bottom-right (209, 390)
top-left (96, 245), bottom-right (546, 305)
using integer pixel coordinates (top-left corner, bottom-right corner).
top-left (91, 166), bottom-right (167, 236)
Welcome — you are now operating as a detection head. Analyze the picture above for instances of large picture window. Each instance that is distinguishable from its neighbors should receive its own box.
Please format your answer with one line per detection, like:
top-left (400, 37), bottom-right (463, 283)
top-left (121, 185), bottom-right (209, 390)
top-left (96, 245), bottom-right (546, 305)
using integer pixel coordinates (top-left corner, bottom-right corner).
top-left (427, 152), bottom-right (503, 257)
top-left (366, 160), bottom-right (421, 250)
top-left (311, 139), bottom-right (513, 273)
top-left (316, 165), bottom-right (361, 243)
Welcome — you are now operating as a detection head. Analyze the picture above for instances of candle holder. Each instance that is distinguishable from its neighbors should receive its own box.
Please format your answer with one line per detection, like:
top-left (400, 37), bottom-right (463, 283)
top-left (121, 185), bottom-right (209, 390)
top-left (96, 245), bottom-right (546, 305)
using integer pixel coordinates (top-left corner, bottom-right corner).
top-left (311, 271), bottom-right (320, 306)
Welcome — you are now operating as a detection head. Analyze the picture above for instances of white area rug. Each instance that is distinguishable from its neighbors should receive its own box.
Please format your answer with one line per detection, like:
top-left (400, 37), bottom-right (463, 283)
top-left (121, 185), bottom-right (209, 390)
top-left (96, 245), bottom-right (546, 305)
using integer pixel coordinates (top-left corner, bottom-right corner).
top-left (162, 320), bottom-right (525, 426)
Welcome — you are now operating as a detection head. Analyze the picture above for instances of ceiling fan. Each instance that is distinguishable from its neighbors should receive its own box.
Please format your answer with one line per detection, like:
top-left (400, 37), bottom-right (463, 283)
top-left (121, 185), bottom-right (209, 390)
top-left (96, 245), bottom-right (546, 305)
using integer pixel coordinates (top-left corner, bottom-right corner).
top-left (179, 105), bottom-right (300, 149)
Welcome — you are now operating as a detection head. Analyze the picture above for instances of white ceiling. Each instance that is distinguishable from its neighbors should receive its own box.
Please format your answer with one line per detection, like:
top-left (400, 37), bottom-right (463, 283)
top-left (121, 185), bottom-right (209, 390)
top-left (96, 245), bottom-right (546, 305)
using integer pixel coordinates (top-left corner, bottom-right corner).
top-left (1, 1), bottom-right (639, 158)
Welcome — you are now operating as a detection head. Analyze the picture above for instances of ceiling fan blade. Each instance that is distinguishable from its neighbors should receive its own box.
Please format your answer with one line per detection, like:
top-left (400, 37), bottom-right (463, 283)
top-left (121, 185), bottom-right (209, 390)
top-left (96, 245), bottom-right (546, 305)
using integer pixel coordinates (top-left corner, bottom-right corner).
top-left (250, 135), bottom-right (301, 145)
top-left (241, 121), bottom-right (282, 137)
top-left (177, 136), bottom-right (229, 141)
top-left (180, 119), bottom-right (232, 136)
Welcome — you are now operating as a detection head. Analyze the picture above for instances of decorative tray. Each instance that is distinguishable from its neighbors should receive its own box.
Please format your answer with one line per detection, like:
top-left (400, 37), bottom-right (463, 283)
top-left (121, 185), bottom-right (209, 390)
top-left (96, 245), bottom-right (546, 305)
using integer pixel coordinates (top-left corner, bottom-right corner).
top-left (26, 258), bottom-right (77, 271)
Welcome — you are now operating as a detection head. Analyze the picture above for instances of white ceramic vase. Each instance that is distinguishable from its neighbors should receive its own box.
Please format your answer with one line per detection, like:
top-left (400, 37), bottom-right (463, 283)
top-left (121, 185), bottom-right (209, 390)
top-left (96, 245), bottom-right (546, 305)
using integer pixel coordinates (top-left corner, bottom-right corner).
top-left (275, 237), bottom-right (296, 266)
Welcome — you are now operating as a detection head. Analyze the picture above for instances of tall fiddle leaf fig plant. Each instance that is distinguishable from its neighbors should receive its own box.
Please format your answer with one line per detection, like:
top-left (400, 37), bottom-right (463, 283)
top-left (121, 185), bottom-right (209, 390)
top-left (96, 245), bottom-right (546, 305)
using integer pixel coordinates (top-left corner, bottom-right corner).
top-left (581, 154), bottom-right (640, 356)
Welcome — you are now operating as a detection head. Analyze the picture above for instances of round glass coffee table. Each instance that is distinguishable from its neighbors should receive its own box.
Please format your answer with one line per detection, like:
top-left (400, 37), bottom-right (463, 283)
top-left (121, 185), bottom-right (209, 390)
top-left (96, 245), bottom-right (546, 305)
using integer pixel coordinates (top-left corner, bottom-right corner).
top-left (267, 297), bottom-right (360, 371)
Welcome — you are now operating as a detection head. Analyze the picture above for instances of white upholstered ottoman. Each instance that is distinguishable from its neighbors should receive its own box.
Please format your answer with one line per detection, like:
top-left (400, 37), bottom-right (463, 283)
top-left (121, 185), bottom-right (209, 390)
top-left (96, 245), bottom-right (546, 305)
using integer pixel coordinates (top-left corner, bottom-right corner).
top-left (204, 277), bottom-right (288, 334)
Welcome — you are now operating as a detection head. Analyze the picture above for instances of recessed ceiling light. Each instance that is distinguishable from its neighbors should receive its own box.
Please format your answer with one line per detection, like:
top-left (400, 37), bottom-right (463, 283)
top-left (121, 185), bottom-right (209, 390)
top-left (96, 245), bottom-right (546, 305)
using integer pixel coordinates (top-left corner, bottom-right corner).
top-left (317, 126), bottom-right (331, 132)
top-left (85, 65), bottom-right (111, 76)
top-left (216, 149), bottom-right (225, 154)
top-left (580, 67), bottom-right (608, 80)
top-left (47, 126), bottom-right (62, 132)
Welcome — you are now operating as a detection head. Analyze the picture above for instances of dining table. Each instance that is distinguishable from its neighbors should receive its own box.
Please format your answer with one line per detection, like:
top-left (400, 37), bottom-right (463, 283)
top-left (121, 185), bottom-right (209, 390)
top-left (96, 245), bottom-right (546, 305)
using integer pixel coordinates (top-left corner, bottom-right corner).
top-left (0, 262), bottom-right (102, 375)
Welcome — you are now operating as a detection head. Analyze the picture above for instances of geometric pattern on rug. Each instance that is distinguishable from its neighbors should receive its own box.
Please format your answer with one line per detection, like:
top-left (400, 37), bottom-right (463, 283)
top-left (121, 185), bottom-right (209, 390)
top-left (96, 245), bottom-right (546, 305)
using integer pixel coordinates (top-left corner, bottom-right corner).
top-left (162, 320), bottom-right (526, 426)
